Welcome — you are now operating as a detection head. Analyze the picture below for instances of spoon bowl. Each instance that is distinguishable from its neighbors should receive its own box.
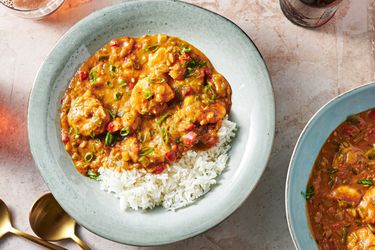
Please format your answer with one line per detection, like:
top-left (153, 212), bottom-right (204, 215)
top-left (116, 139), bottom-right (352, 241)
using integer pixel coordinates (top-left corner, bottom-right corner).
top-left (0, 199), bottom-right (12, 238)
top-left (0, 198), bottom-right (65, 250)
top-left (29, 193), bottom-right (90, 250)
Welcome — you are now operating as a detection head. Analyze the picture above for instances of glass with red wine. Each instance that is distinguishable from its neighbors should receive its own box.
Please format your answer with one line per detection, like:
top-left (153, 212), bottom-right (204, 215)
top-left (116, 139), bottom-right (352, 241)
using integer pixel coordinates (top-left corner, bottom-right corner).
top-left (280, 0), bottom-right (343, 28)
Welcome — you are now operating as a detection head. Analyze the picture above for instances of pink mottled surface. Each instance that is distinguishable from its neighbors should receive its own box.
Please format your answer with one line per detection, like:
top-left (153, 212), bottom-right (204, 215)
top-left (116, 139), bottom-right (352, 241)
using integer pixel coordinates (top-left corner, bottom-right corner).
top-left (0, 0), bottom-right (374, 249)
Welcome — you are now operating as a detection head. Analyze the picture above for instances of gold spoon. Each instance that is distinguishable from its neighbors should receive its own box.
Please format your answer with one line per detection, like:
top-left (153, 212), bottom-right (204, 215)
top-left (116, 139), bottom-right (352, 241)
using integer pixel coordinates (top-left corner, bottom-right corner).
top-left (29, 193), bottom-right (91, 250)
top-left (0, 198), bottom-right (66, 250)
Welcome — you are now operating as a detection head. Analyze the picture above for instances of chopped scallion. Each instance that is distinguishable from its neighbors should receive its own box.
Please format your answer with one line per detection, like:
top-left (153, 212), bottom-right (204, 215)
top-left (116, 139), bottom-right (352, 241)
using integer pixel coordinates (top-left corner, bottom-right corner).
top-left (105, 81), bottom-right (114, 89)
top-left (105, 132), bottom-right (113, 146)
top-left (357, 180), bottom-right (373, 186)
top-left (86, 170), bottom-right (98, 180)
top-left (301, 186), bottom-right (314, 200)
top-left (157, 113), bottom-right (171, 125)
top-left (120, 127), bottom-right (130, 137)
top-left (143, 90), bottom-right (153, 99)
top-left (145, 44), bottom-right (159, 52)
top-left (139, 147), bottom-right (154, 156)
top-left (84, 152), bottom-right (94, 162)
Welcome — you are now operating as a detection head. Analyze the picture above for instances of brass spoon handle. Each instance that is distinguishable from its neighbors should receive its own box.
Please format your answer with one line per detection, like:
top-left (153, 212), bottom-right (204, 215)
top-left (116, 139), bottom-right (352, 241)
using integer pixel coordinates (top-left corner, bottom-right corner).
top-left (9, 227), bottom-right (67, 250)
top-left (71, 234), bottom-right (91, 250)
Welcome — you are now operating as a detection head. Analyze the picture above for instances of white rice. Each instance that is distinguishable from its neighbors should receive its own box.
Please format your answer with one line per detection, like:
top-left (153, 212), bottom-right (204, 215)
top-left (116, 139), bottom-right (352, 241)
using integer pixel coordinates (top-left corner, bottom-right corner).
top-left (98, 118), bottom-right (237, 211)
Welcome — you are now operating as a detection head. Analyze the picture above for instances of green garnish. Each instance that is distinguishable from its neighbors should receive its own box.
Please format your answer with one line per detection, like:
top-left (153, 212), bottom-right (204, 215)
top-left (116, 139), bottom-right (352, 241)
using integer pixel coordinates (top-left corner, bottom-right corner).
top-left (204, 85), bottom-right (216, 100)
top-left (89, 70), bottom-right (97, 84)
top-left (114, 92), bottom-right (122, 101)
top-left (139, 147), bottom-right (154, 156)
top-left (357, 180), bottom-right (373, 186)
top-left (74, 128), bottom-right (80, 139)
top-left (157, 113), bottom-right (171, 125)
top-left (181, 47), bottom-right (191, 53)
top-left (143, 90), bottom-right (153, 99)
top-left (105, 81), bottom-right (114, 89)
top-left (98, 55), bottom-right (109, 61)
top-left (84, 152), bottom-right (94, 162)
top-left (185, 60), bottom-right (206, 78)
top-left (68, 127), bottom-right (73, 134)
top-left (301, 186), bottom-right (314, 200)
top-left (86, 170), bottom-right (98, 180)
top-left (148, 76), bottom-right (166, 84)
top-left (161, 127), bottom-right (169, 144)
top-left (89, 129), bottom-right (95, 139)
top-left (194, 95), bottom-right (199, 102)
top-left (145, 44), bottom-right (159, 52)
top-left (105, 132), bottom-right (114, 146)
top-left (107, 109), bottom-right (116, 120)
top-left (109, 65), bottom-right (118, 72)
top-left (120, 127), bottom-right (130, 137)
top-left (347, 115), bottom-right (360, 125)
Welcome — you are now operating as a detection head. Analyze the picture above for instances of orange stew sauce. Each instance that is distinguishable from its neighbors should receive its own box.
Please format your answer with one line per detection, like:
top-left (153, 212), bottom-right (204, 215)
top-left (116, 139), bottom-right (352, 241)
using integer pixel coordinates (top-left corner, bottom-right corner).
top-left (306, 108), bottom-right (375, 250)
top-left (60, 34), bottom-right (231, 178)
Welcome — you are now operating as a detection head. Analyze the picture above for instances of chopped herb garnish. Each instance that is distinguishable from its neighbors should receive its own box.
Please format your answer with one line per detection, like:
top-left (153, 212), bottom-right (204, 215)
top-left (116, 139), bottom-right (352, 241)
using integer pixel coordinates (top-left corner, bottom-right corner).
top-left (148, 76), bottom-right (166, 84)
top-left (357, 180), bottom-right (373, 186)
top-left (84, 152), bottom-right (94, 162)
top-left (107, 109), bottom-right (116, 120)
top-left (161, 127), bottom-right (169, 144)
top-left (68, 127), bottom-right (73, 134)
top-left (109, 65), bottom-right (118, 72)
top-left (139, 147), bottom-right (154, 156)
top-left (185, 59), bottom-right (206, 78)
top-left (301, 186), bottom-right (314, 200)
top-left (86, 170), bottom-right (98, 180)
top-left (105, 81), bottom-right (114, 89)
top-left (157, 113), bottom-right (171, 125)
top-left (105, 132), bottom-right (114, 146)
top-left (89, 129), bottom-right (95, 139)
top-left (145, 44), bottom-right (159, 52)
top-left (204, 85), bottom-right (216, 100)
top-left (341, 226), bottom-right (349, 244)
top-left (114, 92), bottom-right (122, 101)
top-left (181, 47), bottom-right (191, 53)
top-left (89, 70), bottom-right (97, 84)
top-left (347, 115), bottom-right (360, 125)
top-left (98, 55), bottom-right (109, 61)
top-left (194, 95), bottom-right (199, 102)
top-left (120, 127), bottom-right (130, 137)
top-left (143, 90), bottom-right (153, 99)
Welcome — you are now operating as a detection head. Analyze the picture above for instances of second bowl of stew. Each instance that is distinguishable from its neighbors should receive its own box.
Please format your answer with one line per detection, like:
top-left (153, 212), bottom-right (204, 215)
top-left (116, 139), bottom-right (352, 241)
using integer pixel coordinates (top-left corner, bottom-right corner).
top-left (286, 83), bottom-right (375, 250)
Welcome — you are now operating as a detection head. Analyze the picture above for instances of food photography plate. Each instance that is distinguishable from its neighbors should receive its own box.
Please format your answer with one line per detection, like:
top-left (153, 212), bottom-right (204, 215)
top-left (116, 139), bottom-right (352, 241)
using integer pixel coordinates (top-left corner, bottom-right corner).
top-left (28, 0), bottom-right (275, 246)
top-left (286, 83), bottom-right (375, 250)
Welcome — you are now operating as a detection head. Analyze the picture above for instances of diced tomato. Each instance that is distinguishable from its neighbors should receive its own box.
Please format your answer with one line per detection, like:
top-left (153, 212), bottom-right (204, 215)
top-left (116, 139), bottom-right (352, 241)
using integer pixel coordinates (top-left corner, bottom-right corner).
top-left (342, 124), bottom-right (360, 137)
top-left (369, 110), bottom-right (375, 120)
top-left (203, 66), bottom-right (212, 79)
top-left (184, 123), bottom-right (196, 131)
top-left (110, 40), bottom-right (121, 47)
top-left (61, 133), bottom-right (69, 143)
top-left (79, 71), bottom-right (88, 81)
top-left (183, 86), bottom-right (193, 96)
top-left (205, 136), bottom-right (218, 147)
top-left (107, 122), bottom-right (115, 133)
top-left (153, 164), bottom-right (166, 174)
top-left (182, 131), bottom-right (198, 145)
top-left (165, 150), bottom-right (176, 163)
top-left (133, 43), bottom-right (141, 50)
top-left (128, 82), bottom-right (135, 91)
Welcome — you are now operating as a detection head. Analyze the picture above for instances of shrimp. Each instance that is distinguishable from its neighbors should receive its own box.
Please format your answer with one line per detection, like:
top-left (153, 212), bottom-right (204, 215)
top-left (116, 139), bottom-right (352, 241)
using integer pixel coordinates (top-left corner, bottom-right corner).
top-left (67, 90), bottom-right (109, 137)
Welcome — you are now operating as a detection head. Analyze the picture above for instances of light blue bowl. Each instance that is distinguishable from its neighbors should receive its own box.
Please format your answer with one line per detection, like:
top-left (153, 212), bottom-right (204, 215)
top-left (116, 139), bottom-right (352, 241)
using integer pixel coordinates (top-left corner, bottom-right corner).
top-left (28, 0), bottom-right (275, 246)
top-left (286, 83), bottom-right (375, 249)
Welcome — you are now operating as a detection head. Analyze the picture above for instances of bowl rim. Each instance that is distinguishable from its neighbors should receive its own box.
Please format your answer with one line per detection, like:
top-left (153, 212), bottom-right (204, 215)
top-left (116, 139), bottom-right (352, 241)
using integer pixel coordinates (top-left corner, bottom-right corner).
top-left (28, 0), bottom-right (275, 245)
top-left (285, 82), bottom-right (375, 249)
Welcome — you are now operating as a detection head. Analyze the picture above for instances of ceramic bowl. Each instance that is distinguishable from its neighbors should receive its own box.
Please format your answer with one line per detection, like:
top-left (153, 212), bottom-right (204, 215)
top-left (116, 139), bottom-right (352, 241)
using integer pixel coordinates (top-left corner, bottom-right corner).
top-left (286, 83), bottom-right (375, 249)
top-left (28, 0), bottom-right (275, 245)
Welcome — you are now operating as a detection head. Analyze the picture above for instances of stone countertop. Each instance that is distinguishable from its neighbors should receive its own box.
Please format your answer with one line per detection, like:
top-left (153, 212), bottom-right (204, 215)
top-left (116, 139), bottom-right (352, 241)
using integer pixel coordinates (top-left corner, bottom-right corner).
top-left (0, 0), bottom-right (374, 249)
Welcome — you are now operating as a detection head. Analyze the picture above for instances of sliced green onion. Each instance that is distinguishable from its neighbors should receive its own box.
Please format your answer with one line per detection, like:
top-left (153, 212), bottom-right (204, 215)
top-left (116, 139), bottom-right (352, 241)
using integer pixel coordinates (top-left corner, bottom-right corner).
top-left (301, 186), bottom-right (314, 200)
top-left (145, 44), bottom-right (159, 52)
top-left (114, 92), bottom-right (122, 101)
top-left (120, 127), bottom-right (130, 137)
top-left (86, 170), bottom-right (98, 180)
top-left (68, 127), bottom-right (73, 134)
top-left (148, 76), bottom-right (166, 84)
top-left (357, 180), bottom-right (373, 186)
top-left (194, 95), bottom-right (199, 102)
top-left (74, 128), bottom-right (80, 139)
top-left (89, 70), bottom-right (97, 84)
top-left (143, 90), bottom-right (153, 99)
top-left (109, 65), bottom-right (118, 72)
top-left (181, 47), bottom-right (191, 53)
top-left (139, 147), bottom-right (154, 156)
top-left (105, 81), bottom-right (114, 89)
top-left (204, 85), bottom-right (216, 100)
top-left (84, 152), bottom-right (94, 162)
top-left (157, 113), bottom-right (171, 125)
top-left (89, 129), bottom-right (95, 139)
top-left (105, 132), bottom-right (113, 146)
top-left (107, 109), bottom-right (116, 120)
top-left (161, 127), bottom-right (169, 144)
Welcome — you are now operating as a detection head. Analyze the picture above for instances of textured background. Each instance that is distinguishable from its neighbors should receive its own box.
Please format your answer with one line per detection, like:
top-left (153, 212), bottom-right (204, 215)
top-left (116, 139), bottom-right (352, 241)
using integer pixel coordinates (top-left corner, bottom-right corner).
top-left (0, 0), bottom-right (374, 249)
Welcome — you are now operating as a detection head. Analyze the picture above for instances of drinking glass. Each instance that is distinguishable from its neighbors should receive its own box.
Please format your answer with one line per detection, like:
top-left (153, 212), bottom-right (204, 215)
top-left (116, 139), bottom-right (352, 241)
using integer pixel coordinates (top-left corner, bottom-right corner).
top-left (280, 0), bottom-right (343, 28)
top-left (0, 0), bottom-right (64, 19)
